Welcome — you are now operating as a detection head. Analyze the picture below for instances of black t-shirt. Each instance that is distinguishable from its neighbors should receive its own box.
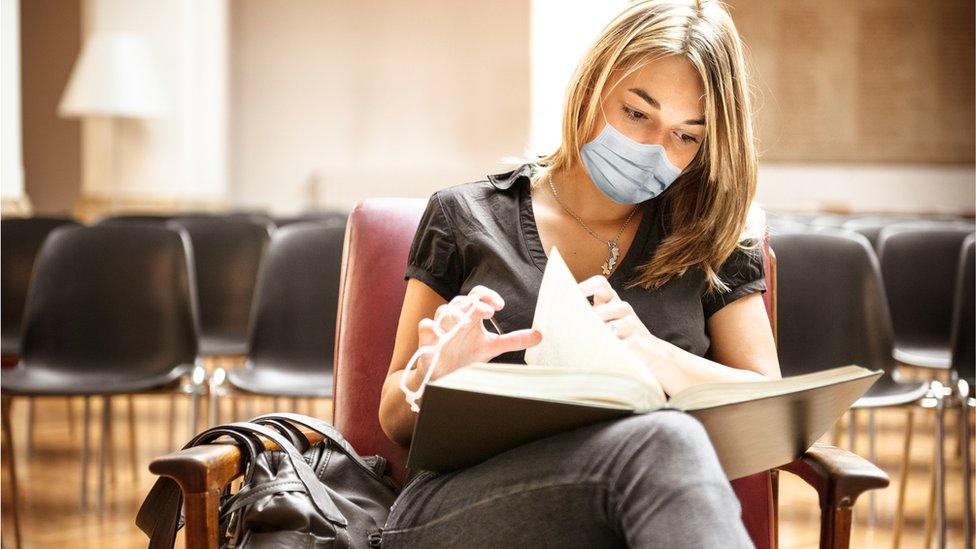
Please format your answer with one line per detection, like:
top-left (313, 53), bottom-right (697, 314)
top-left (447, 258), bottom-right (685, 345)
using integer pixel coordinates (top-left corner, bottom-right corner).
top-left (404, 163), bottom-right (766, 363)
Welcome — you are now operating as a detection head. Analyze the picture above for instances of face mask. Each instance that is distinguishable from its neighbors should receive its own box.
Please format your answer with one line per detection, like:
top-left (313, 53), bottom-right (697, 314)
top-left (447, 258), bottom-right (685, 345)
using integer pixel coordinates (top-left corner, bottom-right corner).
top-left (580, 120), bottom-right (683, 204)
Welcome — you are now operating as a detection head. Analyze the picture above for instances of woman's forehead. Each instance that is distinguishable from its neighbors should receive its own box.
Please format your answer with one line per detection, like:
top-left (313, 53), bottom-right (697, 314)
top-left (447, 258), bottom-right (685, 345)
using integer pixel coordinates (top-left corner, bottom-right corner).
top-left (612, 56), bottom-right (706, 115)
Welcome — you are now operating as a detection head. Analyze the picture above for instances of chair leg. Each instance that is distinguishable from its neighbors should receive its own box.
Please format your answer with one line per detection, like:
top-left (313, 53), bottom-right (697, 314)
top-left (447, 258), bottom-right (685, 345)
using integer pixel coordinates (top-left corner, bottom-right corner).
top-left (98, 396), bottom-right (111, 515)
top-left (209, 386), bottom-right (220, 428)
top-left (168, 394), bottom-right (177, 451)
top-left (868, 409), bottom-right (877, 529)
top-left (848, 409), bottom-right (858, 453)
top-left (189, 388), bottom-right (200, 439)
top-left (80, 396), bottom-right (90, 513)
top-left (2, 395), bottom-right (23, 549)
top-left (107, 397), bottom-right (116, 485)
top-left (232, 394), bottom-right (241, 422)
top-left (127, 395), bottom-right (138, 483)
top-left (893, 407), bottom-right (915, 549)
top-left (66, 396), bottom-right (76, 441)
top-left (960, 395), bottom-right (973, 549)
top-left (26, 397), bottom-right (35, 458)
top-left (935, 393), bottom-right (947, 549)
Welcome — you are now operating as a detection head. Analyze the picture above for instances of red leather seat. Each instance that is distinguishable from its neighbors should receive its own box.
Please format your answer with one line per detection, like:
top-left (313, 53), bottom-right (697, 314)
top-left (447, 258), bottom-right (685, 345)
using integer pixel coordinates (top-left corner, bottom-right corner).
top-left (333, 197), bottom-right (777, 549)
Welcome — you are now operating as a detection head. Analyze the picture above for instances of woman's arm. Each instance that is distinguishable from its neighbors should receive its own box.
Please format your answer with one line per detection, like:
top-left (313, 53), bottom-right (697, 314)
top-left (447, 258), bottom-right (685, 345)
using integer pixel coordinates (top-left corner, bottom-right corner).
top-left (379, 279), bottom-right (543, 447)
top-left (378, 279), bottom-right (446, 447)
top-left (582, 276), bottom-right (780, 396)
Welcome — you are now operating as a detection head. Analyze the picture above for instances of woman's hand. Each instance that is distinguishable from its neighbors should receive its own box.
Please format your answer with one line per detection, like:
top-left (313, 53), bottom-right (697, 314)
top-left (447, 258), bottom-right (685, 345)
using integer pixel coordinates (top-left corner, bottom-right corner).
top-left (415, 285), bottom-right (542, 384)
top-left (578, 275), bottom-right (674, 372)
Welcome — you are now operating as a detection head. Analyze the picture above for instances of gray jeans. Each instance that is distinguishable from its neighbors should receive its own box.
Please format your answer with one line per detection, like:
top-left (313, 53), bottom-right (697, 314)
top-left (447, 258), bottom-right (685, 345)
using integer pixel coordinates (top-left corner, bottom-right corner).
top-left (381, 410), bottom-right (753, 548)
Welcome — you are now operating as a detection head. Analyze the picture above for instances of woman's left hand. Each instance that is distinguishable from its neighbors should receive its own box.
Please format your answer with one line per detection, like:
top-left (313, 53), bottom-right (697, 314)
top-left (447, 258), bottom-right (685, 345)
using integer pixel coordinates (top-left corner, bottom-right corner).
top-left (578, 275), bottom-right (673, 368)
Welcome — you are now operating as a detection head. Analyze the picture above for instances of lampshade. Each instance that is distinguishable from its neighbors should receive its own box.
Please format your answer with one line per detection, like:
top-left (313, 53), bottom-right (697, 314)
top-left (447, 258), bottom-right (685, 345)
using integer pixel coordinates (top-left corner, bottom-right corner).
top-left (58, 32), bottom-right (165, 119)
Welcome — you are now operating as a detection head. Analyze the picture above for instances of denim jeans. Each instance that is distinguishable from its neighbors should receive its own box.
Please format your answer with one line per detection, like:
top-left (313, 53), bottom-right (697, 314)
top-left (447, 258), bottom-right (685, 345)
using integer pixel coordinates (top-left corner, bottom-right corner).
top-left (381, 410), bottom-right (753, 548)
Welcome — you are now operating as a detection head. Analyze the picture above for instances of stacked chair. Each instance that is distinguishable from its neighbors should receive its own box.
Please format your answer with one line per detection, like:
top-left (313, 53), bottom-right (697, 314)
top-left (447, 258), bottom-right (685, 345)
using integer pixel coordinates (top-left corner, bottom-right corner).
top-left (148, 200), bottom-right (890, 549)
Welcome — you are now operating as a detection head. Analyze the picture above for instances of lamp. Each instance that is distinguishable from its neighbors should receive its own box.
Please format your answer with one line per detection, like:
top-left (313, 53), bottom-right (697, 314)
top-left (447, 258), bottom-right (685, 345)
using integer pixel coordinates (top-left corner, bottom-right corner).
top-left (58, 32), bottom-right (165, 211)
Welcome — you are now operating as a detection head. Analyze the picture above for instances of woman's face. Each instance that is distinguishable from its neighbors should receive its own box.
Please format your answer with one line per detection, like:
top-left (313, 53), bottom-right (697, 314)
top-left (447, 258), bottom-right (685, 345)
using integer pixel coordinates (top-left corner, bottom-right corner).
top-left (589, 54), bottom-right (706, 171)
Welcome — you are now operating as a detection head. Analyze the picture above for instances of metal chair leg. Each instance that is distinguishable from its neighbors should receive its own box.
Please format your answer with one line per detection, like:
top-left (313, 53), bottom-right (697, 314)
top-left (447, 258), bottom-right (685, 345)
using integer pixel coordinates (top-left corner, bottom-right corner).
top-left (959, 384), bottom-right (973, 549)
top-left (80, 396), bottom-right (91, 513)
top-left (66, 396), bottom-right (76, 440)
top-left (98, 396), bottom-right (111, 515)
top-left (26, 397), bottom-right (35, 458)
top-left (893, 407), bottom-right (915, 549)
top-left (935, 389), bottom-right (947, 549)
top-left (127, 395), bottom-right (138, 482)
top-left (2, 395), bottom-right (23, 549)
top-left (848, 409), bottom-right (858, 453)
top-left (868, 409), bottom-right (877, 528)
top-left (168, 394), bottom-right (177, 451)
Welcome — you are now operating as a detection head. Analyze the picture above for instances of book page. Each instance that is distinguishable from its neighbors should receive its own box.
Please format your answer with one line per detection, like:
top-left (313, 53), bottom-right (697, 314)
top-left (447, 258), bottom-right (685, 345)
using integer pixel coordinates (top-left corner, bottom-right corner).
top-left (670, 365), bottom-right (879, 411)
top-left (523, 247), bottom-right (666, 408)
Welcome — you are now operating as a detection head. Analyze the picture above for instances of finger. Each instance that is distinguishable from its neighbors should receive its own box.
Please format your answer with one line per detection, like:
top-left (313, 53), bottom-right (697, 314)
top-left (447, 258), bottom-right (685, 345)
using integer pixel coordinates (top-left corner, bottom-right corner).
top-left (592, 300), bottom-right (634, 322)
top-left (468, 285), bottom-right (505, 310)
top-left (436, 300), bottom-right (495, 334)
top-left (607, 318), bottom-right (636, 339)
top-left (488, 328), bottom-right (543, 356)
top-left (577, 275), bottom-right (619, 306)
top-left (417, 318), bottom-right (438, 346)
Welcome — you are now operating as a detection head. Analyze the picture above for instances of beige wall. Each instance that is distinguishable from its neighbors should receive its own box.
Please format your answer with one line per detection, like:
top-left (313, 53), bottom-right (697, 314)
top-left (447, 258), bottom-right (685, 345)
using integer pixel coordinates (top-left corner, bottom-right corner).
top-left (20, 0), bottom-right (82, 216)
top-left (229, 0), bottom-right (531, 213)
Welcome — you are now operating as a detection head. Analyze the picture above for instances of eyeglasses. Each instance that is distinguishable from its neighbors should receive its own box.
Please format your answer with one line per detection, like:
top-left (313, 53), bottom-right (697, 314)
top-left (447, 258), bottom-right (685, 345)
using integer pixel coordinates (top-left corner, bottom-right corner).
top-left (399, 292), bottom-right (504, 413)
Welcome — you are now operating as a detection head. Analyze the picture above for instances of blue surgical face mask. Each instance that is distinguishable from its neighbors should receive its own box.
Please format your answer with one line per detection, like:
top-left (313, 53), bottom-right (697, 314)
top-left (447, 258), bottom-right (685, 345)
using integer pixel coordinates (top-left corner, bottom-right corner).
top-left (580, 120), bottom-right (683, 204)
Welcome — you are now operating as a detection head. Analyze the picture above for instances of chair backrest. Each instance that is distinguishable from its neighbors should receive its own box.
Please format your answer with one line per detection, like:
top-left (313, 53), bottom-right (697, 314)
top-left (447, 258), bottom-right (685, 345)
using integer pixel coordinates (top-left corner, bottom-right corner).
top-left (273, 210), bottom-right (348, 229)
top-left (841, 216), bottom-right (926, 250)
top-left (772, 229), bottom-right (897, 376)
top-left (951, 234), bottom-right (975, 379)
top-left (97, 214), bottom-right (174, 225)
top-left (333, 198), bottom-right (778, 549)
top-left (1, 217), bottom-right (80, 356)
top-left (247, 223), bottom-right (345, 374)
top-left (19, 225), bottom-right (198, 376)
top-left (877, 222), bottom-right (976, 354)
top-left (167, 216), bottom-right (274, 349)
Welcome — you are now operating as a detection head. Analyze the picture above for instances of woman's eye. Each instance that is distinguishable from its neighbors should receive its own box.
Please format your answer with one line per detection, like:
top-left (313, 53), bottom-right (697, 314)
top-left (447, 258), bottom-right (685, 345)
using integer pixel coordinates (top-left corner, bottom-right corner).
top-left (621, 105), bottom-right (645, 121)
top-left (678, 133), bottom-right (698, 144)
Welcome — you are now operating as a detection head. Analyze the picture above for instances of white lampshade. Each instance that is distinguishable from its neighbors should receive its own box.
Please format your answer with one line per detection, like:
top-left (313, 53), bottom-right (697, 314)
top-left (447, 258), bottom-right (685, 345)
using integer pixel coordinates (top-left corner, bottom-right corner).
top-left (58, 32), bottom-right (165, 119)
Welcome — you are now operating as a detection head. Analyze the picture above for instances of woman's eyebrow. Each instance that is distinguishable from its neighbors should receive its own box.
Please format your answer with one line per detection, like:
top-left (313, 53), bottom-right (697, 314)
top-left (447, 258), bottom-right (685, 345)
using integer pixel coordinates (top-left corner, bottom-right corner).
top-left (627, 87), bottom-right (706, 125)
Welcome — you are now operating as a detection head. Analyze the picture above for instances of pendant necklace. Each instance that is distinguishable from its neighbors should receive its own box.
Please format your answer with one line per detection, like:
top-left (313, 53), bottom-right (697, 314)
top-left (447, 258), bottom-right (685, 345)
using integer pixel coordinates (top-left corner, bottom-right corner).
top-left (547, 173), bottom-right (640, 276)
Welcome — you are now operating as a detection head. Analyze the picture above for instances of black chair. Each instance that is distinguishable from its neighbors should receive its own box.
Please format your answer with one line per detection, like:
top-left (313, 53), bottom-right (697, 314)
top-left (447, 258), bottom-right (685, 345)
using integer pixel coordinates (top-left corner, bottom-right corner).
top-left (166, 216), bottom-right (274, 357)
top-left (212, 223), bottom-right (345, 420)
top-left (877, 222), bottom-right (976, 370)
top-left (271, 209), bottom-right (347, 229)
top-left (1, 217), bottom-right (80, 359)
top-left (771, 229), bottom-right (929, 532)
top-left (841, 215), bottom-right (926, 250)
top-left (943, 234), bottom-right (974, 547)
top-left (96, 213), bottom-right (174, 225)
top-left (0, 225), bottom-right (203, 519)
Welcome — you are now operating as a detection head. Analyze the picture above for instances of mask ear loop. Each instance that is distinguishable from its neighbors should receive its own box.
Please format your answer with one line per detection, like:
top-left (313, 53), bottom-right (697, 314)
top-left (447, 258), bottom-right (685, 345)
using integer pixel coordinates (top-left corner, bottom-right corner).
top-left (399, 290), bottom-right (504, 413)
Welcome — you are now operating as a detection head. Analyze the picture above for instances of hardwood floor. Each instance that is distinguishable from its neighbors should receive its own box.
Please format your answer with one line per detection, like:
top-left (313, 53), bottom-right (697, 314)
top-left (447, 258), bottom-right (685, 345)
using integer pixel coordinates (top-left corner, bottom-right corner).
top-left (0, 384), bottom-right (972, 548)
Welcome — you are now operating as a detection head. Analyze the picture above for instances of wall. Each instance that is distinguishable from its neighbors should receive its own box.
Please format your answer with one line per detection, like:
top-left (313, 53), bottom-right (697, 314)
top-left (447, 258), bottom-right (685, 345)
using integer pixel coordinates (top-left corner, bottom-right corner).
top-left (1, 0), bottom-right (26, 214)
top-left (20, 0), bottom-right (82, 216)
top-left (229, 0), bottom-right (532, 213)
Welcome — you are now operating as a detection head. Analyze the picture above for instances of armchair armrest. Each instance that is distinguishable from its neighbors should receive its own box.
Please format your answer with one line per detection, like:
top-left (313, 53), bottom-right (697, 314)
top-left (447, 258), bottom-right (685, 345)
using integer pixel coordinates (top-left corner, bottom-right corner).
top-left (148, 429), bottom-right (326, 549)
top-left (778, 442), bottom-right (890, 549)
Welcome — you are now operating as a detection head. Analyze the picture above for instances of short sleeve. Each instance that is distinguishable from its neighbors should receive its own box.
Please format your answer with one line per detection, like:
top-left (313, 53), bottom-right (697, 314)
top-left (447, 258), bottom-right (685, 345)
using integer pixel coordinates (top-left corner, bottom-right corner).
top-left (701, 242), bottom-right (767, 319)
top-left (404, 192), bottom-right (463, 301)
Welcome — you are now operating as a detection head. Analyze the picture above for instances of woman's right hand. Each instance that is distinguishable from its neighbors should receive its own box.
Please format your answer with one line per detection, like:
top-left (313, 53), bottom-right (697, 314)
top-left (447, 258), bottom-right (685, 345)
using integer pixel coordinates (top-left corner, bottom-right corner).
top-left (415, 285), bottom-right (542, 383)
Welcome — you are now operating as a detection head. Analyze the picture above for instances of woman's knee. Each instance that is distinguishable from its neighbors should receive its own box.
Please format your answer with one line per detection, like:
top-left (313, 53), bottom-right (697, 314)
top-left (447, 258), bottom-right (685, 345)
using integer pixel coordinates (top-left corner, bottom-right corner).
top-left (607, 411), bottom-right (723, 474)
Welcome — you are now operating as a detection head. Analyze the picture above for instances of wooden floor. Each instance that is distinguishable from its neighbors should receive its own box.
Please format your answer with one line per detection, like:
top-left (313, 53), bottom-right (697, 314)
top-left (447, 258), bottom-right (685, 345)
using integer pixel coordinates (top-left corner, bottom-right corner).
top-left (0, 376), bottom-right (972, 548)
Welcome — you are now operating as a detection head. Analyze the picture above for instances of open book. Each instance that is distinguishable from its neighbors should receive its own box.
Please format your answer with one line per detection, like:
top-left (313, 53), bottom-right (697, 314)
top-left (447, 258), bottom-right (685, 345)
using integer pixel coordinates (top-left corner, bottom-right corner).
top-left (406, 248), bottom-right (881, 480)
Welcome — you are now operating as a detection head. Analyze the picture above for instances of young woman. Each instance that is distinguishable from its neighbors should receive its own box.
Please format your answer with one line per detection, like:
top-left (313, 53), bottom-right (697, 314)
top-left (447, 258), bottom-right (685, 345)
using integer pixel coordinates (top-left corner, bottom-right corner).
top-left (378, 0), bottom-right (780, 546)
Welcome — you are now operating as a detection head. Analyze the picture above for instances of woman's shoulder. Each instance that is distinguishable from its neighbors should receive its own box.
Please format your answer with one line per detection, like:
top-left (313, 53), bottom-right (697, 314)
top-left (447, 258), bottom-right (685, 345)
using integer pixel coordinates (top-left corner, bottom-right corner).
top-left (431, 163), bottom-right (533, 212)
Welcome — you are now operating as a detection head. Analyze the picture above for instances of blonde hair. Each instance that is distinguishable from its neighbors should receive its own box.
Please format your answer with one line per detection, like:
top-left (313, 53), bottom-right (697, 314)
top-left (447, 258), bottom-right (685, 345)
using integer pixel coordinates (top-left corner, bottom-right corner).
top-left (528, 0), bottom-right (761, 294)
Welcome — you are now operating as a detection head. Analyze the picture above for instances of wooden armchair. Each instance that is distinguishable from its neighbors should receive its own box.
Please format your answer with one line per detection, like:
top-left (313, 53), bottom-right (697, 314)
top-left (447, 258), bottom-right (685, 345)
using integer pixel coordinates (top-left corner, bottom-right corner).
top-left (149, 195), bottom-right (889, 549)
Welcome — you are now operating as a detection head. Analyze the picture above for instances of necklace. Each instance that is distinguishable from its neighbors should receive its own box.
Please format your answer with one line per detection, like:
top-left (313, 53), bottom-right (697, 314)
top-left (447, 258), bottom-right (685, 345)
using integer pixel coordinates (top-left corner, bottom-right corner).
top-left (547, 173), bottom-right (640, 276)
